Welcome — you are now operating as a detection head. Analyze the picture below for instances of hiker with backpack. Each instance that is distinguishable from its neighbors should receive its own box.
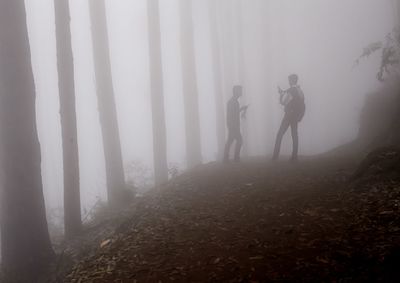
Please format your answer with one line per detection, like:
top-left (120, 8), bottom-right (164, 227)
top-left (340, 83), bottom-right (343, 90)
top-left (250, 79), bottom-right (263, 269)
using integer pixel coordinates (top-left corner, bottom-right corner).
top-left (272, 74), bottom-right (306, 162)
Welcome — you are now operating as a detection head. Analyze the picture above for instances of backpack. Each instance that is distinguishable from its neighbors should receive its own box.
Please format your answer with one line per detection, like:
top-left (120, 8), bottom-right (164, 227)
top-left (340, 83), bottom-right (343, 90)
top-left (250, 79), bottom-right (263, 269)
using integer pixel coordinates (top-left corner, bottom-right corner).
top-left (290, 86), bottom-right (306, 122)
top-left (296, 87), bottom-right (306, 122)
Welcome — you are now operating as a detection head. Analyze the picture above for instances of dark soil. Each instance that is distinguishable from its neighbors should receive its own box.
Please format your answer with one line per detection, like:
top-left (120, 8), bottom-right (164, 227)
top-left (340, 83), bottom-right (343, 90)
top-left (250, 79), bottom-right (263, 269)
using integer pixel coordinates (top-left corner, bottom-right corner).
top-left (48, 155), bottom-right (400, 283)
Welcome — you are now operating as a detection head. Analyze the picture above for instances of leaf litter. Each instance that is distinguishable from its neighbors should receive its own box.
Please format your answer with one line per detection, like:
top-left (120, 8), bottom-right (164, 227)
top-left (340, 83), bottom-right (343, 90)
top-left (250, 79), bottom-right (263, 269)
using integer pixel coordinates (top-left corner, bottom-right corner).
top-left (44, 155), bottom-right (400, 282)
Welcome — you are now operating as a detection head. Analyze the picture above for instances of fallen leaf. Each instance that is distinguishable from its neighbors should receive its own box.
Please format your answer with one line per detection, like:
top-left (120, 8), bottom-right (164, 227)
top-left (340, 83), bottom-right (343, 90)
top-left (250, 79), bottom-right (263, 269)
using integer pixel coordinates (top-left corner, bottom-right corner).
top-left (213, 258), bottom-right (221, 264)
top-left (100, 239), bottom-right (111, 248)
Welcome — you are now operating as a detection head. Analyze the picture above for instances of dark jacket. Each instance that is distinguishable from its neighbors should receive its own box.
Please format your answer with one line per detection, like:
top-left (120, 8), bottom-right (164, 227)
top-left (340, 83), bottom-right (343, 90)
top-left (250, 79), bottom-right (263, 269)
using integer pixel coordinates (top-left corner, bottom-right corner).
top-left (227, 98), bottom-right (240, 131)
top-left (282, 86), bottom-right (305, 122)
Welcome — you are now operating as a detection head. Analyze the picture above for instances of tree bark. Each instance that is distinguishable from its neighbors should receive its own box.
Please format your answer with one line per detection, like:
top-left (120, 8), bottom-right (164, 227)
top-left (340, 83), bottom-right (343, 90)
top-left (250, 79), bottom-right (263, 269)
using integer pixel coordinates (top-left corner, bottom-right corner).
top-left (178, 0), bottom-right (202, 168)
top-left (54, 0), bottom-right (82, 238)
top-left (0, 0), bottom-right (54, 279)
top-left (89, 0), bottom-right (126, 206)
top-left (147, 0), bottom-right (169, 185)
top-left (208, 0), bottom-right (226, 160)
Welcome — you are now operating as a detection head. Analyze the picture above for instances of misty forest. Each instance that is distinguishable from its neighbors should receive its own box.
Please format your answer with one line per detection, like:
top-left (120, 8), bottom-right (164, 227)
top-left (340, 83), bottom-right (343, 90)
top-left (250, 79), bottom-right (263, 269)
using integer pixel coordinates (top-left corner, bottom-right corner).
top-left (1, 0), bottom-right (400, 282)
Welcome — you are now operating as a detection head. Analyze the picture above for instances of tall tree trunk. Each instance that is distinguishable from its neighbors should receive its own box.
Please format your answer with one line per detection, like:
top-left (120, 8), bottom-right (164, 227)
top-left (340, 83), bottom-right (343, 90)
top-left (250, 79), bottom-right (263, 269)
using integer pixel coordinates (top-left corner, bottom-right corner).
top-left (397, 0), bottom-right (400, 25)
top-left (218, 0), bottom-right (236, 128)
top-left (0, 0), bottom-right (54, 279)
top-left (208, 0), bottom-right (226, 160)
top-left (233, 0), bottom-right (250, 156)
top-left (147, 0), bottom-right (169, 185)
top-left (89, 0), bottom-right (126, 206)
top-left (178, 0), bottom-right (202, 168)
top-left (54, 0), bottom-right (82, 238)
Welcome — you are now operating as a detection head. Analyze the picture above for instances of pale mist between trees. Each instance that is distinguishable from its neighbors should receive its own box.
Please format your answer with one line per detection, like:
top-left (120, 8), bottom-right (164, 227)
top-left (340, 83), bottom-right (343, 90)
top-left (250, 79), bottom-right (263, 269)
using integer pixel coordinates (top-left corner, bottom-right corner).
top-left (0, 0), bottom-right (398, 280)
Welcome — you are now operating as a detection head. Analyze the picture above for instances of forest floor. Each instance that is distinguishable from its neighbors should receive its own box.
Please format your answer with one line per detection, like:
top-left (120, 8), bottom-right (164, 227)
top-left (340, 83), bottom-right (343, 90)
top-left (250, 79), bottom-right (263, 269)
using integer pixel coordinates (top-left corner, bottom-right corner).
top-left (49, 152), bottom-right (400, 283)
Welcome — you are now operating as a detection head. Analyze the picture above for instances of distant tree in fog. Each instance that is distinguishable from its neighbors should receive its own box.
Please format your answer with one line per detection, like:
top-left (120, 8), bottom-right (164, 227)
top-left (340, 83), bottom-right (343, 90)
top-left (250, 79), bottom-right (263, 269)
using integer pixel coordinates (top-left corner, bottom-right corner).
top-left (355, 0), bottom-right (400, 81)
top-left (89, 0), bottom-right (126, 206)
top-left (0, 0), bottom-right (54, 279)
top-left (208, 0), bottom-right (226, 160)
top-left (355, 11), bottom-right (400, 148)
top-left (217, 0), bottom-right (246, 155)
top-left (147, 0), bottom-right (169, 185)
top-left (232, 0), bottom-right (249, 156)
top-left (396, 0), bottom-right (400, 26)
top-left (54, 0), bottom-right (82, 238)
top-left (178, 0), bottom-right (202, 168)
top-left (355, 33), bottom-right (399, 82)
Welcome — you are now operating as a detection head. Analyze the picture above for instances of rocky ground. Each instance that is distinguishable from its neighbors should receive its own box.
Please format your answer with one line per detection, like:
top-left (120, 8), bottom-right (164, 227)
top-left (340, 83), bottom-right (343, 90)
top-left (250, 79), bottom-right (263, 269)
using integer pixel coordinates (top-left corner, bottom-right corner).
top-left (46, 152), bottom-right (400, 282)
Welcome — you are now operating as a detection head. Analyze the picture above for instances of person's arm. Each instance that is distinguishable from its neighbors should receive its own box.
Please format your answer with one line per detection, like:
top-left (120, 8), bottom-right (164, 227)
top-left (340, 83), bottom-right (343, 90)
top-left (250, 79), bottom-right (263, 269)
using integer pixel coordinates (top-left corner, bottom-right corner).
top-left (240, 105), bottom-right (249, 112)
top-left (240, 105), bottom-right (249, 119)
top-left (278, 86), bottom-right (286, 105)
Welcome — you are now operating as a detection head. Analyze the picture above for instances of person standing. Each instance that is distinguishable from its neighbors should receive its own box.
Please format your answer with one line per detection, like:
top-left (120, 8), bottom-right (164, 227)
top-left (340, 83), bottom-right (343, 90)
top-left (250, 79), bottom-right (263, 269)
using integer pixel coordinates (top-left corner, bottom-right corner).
top-left (272, 74), bottom-right (305, 162)
top-left (224, 85), bottom-right (248, 162)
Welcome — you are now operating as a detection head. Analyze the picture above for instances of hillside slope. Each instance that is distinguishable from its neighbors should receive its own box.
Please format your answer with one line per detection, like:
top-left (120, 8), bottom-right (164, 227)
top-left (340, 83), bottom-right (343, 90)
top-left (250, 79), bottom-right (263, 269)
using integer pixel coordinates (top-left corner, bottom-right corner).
top-left (52, 156), bottom-right (399, 282)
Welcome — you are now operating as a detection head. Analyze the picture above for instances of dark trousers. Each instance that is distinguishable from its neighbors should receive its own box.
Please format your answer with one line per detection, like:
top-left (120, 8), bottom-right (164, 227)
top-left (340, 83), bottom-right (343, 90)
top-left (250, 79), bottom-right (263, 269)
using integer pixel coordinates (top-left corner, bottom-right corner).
top-left (224, 128), bottom-right (242, 162)
top-left (273, 114), bottom-right (298, 161)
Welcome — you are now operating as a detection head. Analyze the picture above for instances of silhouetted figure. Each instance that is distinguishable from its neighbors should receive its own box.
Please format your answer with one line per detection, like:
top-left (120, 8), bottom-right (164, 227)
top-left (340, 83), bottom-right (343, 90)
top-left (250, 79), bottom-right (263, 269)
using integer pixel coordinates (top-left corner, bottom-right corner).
top-left (224, 85), bottom-right (248, 162)
top-left (273, 74), bottom-right (305, 162)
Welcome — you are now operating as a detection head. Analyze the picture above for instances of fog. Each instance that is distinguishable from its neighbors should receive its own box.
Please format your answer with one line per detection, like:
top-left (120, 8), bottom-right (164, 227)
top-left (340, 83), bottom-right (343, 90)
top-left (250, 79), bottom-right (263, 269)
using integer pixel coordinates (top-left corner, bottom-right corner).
top-left (24, 0), bottom-right (394, 213)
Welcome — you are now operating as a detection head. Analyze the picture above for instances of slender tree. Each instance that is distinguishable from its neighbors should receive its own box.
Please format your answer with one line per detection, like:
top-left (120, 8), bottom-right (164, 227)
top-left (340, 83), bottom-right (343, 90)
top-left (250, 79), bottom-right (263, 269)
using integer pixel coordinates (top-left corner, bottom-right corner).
top-left (0, 0), bottom-right (54, 279)
top-left (208, 0), bottom-right (226, 160)
top-left (89, 0), bottom-right (126, 206)
top-left (217, 1), bottom-right (239, 154)
top-left (147, 0), bottom-right (169, 185)
top-left (233, 0), bottom-right (250, 156)
top-left (397, 0), bottom-right (400, 25)
top-left (178, 0), bottom-right (202, 168)
top-left (54, 0), bottom-right (82, 238)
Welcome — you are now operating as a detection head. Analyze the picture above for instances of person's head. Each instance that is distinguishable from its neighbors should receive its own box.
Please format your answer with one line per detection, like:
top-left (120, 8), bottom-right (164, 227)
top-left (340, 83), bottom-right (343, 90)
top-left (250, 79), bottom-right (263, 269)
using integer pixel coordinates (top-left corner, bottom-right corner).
top-left (233, 85), bottom-right (243, 99)
top-left (288, 74), bottom-right (299, 86)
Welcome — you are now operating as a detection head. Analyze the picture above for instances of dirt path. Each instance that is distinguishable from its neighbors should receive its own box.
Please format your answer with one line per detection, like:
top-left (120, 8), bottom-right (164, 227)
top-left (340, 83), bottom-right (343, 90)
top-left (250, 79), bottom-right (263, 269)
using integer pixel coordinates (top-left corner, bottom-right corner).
top-left (64, 157), bottom-right (400, 282)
